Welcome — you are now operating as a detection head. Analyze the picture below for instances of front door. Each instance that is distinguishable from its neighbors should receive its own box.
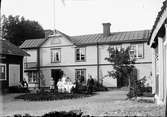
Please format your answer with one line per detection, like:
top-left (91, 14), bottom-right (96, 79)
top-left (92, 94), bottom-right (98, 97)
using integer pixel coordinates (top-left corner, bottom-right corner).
top-left (51, 69), bottom-right (63, 85)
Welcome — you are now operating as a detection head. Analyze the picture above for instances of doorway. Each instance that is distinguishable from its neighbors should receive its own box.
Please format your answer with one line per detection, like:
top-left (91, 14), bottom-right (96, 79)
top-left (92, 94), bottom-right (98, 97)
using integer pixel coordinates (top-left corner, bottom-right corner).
top-left (51, 69), bottom-right (63, 85)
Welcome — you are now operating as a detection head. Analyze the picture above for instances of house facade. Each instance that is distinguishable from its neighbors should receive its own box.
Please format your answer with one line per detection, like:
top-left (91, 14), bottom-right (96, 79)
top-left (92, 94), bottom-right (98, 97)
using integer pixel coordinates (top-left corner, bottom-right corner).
top-left (20, 23), bottom-right (152, 89)
top-left (148, 1), bottom-right (167, 105)
top-left (0, 39), bottom-right (29, 91)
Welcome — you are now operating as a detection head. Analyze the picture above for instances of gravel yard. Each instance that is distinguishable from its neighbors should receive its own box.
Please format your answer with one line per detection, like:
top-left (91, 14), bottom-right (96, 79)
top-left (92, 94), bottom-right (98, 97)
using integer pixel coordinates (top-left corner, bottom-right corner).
top-left (0, 90), bottom-right (165, 116)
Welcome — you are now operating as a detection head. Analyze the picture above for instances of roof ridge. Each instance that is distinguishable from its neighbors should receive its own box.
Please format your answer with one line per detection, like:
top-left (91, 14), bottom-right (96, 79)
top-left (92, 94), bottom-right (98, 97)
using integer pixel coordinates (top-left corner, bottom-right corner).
top-left (71, 29), bottom-right (151, 37)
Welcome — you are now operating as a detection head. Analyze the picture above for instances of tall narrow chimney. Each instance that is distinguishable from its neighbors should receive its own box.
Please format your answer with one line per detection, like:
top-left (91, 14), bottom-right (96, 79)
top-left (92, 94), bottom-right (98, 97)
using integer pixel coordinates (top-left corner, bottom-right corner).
top-left (102, 23), bottom-right (111, 37)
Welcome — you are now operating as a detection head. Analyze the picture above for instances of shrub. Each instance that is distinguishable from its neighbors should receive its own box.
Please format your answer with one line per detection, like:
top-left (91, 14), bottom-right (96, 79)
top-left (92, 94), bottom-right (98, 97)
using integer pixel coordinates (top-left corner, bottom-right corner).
top-left (15, 92), bottom-right (92, 101)
top-left (13, 111), bottom-right (83, 117)
top-left (127, 77), bottom-right (152, 99)
top-left (42, 110), bottom-right (82, 117)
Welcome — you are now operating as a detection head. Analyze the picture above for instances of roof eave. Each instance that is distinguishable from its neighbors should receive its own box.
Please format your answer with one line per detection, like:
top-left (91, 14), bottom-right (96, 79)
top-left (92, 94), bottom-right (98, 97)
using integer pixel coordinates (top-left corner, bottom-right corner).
top-left (149, 2), bottom-right (167, 47)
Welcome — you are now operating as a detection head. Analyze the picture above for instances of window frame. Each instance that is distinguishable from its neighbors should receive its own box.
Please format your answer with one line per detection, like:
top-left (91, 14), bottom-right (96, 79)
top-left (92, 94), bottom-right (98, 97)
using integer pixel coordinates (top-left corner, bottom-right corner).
top-left (130, 43), bottom-right (144, 59)
top-left (50, 48), bottom-right (61, 63)
top-left (109, 44), bottom-right (122, 51)
top-left (75, 69), bottom-right (86, 84)
top-left (27, 71), bottom-right (38, 84)
top-left (75, 47), bottom-right (86, 62)
top-left (0, 63), bottom-right (6, 81)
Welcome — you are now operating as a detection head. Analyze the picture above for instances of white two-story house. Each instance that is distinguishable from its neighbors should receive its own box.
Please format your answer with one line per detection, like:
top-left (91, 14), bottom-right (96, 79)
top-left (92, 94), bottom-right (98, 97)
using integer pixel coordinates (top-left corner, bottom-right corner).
top-left (20, 23), bottom-right (152, 89)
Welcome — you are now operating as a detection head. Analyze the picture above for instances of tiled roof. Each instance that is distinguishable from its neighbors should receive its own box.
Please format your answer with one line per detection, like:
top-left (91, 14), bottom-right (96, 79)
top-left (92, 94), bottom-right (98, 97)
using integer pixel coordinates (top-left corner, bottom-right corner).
top-left (20, 38), bottom-right (46, 49)
top-left (0, 39), bottom-right (29, 56)
top-left (71, 30), bottom-right (150, 45)
top-left (148, 0), bottom-right (167, 44)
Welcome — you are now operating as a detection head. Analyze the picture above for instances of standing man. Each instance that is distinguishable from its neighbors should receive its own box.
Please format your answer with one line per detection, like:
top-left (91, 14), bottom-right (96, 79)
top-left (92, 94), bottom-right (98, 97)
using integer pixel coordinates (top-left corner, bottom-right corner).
top-left (87, 75), bottom-right (94, 94)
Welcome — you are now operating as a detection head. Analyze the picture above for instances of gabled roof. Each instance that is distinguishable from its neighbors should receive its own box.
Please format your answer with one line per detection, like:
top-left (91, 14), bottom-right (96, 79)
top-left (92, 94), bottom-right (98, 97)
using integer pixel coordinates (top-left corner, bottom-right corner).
top-left (0, 39), bottom-right (29, 56)
top-left (20, 38), bottom-right (46, 49)
top-left (71, 30), bottom-right (150, 45)
top-left (20, 29), bottom-right (150, 49)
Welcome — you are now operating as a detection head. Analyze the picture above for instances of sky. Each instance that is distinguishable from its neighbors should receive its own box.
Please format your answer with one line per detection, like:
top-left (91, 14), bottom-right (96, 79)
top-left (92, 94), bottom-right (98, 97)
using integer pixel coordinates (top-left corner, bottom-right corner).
top-left (1, 0), bottom-right (165, 36)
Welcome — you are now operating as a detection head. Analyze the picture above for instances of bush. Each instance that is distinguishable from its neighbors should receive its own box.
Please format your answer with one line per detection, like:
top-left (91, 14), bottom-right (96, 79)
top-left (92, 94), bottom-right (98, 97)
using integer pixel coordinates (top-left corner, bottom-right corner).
top-left (42, 110), bottom-right (82, 117)
top-left (13, 111), bottom-right (83, 117)
top-left (15, 92), bottom-right (92, 101)
top-left (127, 77), bottom-right (152, 99)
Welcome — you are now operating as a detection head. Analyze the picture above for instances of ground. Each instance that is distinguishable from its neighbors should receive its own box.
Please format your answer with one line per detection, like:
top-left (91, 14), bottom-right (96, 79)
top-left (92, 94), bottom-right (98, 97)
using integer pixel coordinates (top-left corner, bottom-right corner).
top-left (0, 89), bottom-right (165, 116)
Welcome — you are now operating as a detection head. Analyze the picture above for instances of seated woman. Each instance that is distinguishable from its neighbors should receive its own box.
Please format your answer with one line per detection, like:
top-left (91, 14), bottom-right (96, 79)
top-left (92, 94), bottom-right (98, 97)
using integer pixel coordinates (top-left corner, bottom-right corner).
top-left (18, 79), bottom-right (29, 92)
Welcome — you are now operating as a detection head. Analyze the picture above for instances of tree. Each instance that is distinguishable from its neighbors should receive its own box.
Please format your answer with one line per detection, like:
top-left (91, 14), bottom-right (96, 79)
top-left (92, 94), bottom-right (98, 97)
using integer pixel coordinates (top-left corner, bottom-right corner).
top-left (105, 47), bottom-right (136, 88)
top-left (2, 15), bottom-right (45, 46)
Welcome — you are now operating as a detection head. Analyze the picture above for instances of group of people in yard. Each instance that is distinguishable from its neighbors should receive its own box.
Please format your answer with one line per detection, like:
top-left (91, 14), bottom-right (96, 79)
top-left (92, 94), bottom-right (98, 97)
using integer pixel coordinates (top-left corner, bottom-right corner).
top-left (56, 74), bottom-right (95, 94)
top-left (19, 73), bottom-right (95, 94)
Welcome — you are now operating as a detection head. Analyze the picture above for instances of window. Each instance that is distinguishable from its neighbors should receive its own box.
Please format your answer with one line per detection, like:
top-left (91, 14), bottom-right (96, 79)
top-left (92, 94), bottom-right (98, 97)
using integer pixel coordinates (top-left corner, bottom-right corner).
top-left (109, 45), bottom-right (122, 57)
top-left (75, 69), bottom-right (86, 84)
top-left (130, 44), bottom-right (144, 59)
top-left (27, 71), bottom-right (38, 83)
top-left (51, 48), bottom-right (61, 63)
top-left (110, 45), bottom-right (122, 51)
top-left (75, 48), bottom-right (86, 61)
top-left (0, 64), bottom-right (6, 80)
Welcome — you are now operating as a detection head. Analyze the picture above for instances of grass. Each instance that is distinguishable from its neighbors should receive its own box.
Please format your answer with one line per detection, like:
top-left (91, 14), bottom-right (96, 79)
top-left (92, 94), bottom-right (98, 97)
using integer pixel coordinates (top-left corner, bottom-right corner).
top-left (15, 92), bottom-right (95, 101)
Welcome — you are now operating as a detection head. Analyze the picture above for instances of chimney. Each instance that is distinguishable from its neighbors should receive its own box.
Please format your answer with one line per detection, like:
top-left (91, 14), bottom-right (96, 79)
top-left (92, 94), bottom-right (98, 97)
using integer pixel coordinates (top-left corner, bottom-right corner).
top-left (102, 23), bottom-right (111, 37)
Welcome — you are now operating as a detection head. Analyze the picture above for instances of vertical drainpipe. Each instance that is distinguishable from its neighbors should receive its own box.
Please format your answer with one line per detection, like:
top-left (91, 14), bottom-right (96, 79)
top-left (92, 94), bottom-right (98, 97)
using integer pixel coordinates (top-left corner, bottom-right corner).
top-left (97, 43), bottom-right (100, 84)
top-left (0, 0), bottom-right (2, 39)
top-left (37, 47), bottom-right (40, 89)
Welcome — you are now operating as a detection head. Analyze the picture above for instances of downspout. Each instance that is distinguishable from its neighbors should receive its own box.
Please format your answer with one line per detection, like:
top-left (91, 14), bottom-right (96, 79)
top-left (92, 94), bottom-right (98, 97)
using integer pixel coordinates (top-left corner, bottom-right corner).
top-left (37, 47), bottom-right (40, 89)
top-left (0, 0), bottom-right (2, 39)
top-left (97, 43), bottom-right (100, 84)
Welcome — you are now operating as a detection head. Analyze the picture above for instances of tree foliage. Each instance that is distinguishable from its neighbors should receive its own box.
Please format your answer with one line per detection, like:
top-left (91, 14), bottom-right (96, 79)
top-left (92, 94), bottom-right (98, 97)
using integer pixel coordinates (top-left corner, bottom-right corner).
top-left (2, 15), bottom-right (45, 46)
top-left (105, 47), bottom-right (136, 87)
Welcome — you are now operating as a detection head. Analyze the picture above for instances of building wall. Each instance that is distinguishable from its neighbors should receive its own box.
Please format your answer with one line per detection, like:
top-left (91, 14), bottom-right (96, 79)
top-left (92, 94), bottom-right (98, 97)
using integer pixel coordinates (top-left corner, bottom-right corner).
top-left (0, 55), bottom-right (23, 89)
top-left (40, 46), bottom-right (98, 66)
top-left (40, 66), bottom-right (98, 87)
top-left (23, 35), bottom-right (152, 88)
top-left (99, 65), bottom-right (117, 87)
top-left (25, 49), bottom-right (37, 62)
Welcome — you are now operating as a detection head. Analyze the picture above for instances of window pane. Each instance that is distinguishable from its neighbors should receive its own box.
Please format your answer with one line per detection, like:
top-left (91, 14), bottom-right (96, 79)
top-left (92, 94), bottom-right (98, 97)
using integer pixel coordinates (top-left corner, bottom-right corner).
top-left (33, 72), bottom-right (37, 82)
top-left (76, 48), bottom-right (85, 61)
top-left (28, 72), bottom-right (32, 83)
top-left (0, 65), bottom-right (5, 80)
top-left (56, 52), bottom-right (59, 61)
top-left (130, 45), bottom-right (136, 57)
top-left (116, 45), bottom-right (121, 51)
top-left (51, 49), bottom-right (61, 62)
top-left (81, 48), bottom-right (85, 60)
top-left (75, 69), bottom-right (86, 84)
top-left (138, 44), bottom-right (143, 58)
top-left (81, 70), bottom-right (86, 83)
top-left (76, 49), bottom-right (80, 61)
